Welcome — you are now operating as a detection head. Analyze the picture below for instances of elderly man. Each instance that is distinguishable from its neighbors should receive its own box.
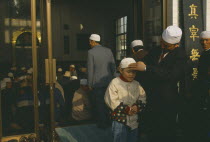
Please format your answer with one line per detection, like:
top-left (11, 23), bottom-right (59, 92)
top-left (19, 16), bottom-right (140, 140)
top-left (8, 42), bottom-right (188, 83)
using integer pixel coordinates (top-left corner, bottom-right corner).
top-left (198, 31), bottom-right (210, 106)
top-left (87, 34), bottom-right (116, 128)
top-left (69, 64), bottom-right (77, 77)
top-left (129, 25), bottom-right (187, 142)
top-left (131, 40), bottom-right (148, 61)
top-left (196, 31), bottom-right (210, 142)
top-left (72, 79), bottom-right (92, 121)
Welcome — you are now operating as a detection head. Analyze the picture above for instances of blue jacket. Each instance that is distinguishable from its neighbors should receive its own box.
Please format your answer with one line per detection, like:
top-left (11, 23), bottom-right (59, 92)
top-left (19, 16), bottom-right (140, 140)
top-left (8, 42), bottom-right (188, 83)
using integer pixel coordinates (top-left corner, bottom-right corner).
top-left (87, 45), bottom-right (116, 88)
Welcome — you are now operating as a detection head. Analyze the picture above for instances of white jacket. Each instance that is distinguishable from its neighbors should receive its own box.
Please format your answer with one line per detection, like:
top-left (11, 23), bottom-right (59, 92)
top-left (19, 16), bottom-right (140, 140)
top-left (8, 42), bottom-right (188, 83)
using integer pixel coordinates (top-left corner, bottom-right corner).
top-left (104, 77), bottom-right (146, 129)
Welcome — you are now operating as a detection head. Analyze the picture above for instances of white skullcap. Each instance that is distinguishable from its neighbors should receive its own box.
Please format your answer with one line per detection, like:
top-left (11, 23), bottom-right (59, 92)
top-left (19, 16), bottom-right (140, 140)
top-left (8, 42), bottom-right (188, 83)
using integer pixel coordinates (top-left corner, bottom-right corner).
top-left (8, 72), bottom-right (14, 77)
top-left (70, 65), bottom-right (75, 68)
top-left (89, 34), bottom-right (100, 42)
top-left (1, 81), bottom-right (6, 89)
top-left (162, 25), bottom-right (182, 44)
top-left (4, 78), bottom-right (11, 83)
top-left (131, 40), bottom-right (143, 48)
top-left (58, 68), bottom-right (62, 72)
top-left (27, 69), bottom-right (33, 74)
top-left (120, 58), bottom-right (136, 69)
top-left (200, 31), bottom-right (210, 39)
top-left (11, 67), bottom-right (17, 71)
top-left (29, 67), bottom-right (33, 71)
top-left (80, 79), bottom-right (88, 85)
top-left (64, 71), bottom-right (71, 77)
top-left (19, 76), bottom-right (26, 81)
top-left (70, 76), bottom-right (78, 80)
top-left (21, 67), bottom-right (26, 70)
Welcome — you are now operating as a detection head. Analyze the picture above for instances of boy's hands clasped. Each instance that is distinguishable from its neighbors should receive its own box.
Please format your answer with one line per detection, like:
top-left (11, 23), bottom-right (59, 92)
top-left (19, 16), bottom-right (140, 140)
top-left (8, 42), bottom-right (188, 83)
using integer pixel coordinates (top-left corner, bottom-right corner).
top-left (128, 105), bottom-right (139, 116)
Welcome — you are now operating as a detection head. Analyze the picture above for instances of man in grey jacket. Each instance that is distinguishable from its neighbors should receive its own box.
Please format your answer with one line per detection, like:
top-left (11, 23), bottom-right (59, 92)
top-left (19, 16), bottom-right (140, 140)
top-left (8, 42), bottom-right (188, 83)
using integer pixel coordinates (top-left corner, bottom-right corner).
top-left (87, 34), bottom-right (116, 128)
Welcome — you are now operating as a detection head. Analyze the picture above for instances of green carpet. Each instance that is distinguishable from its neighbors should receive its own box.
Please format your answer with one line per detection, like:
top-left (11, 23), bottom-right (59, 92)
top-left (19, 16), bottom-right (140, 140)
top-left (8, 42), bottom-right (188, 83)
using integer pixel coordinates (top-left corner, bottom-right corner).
top-left (56, 124), bottom-right (113, 142)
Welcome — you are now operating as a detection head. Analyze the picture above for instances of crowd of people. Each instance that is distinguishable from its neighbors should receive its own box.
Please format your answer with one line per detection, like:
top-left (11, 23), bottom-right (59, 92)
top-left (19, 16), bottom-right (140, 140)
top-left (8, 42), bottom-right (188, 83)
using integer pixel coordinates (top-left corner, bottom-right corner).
top-left (0, 64), bottom-right (91, 135)
top-left (0, 25), bottom-right (210, 142)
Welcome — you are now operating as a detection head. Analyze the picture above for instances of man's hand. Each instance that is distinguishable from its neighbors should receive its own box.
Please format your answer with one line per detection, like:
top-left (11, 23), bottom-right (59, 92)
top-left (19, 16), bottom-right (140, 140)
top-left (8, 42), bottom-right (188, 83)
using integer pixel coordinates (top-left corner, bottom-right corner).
top-left (134, 50), bottom-right (148, 60)
top-left (128, 61), bottom-right (146, 71)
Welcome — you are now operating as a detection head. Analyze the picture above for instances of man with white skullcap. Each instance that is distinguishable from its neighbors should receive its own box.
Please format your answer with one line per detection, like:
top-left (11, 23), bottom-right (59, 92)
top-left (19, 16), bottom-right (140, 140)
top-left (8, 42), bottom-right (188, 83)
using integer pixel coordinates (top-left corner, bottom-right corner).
top-left (131, 40), bottom-right (144, 53)
top-left (131, 40), bottom-right (148, 61)
top-left (88, 33), bottom-right (116, 128)
top-left (69, 64), bottom-right (77, 77)
top-left (105, 57), bottom-right (146, 142)
top-left (198, 31), bottom-right (210, 87)
top-left (72, 79), bottom-right (92, 121)
top-left (129, 25), bottom-right (187, 142)
top-left (197, 31), bottom-right (210, 121)
top-left (1, 77), bottom-right (16, 131)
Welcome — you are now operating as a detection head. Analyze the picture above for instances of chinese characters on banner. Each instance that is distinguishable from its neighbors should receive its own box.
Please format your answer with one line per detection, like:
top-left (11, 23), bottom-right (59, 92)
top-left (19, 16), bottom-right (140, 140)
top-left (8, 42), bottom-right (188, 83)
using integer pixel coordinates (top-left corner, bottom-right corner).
top-left (183, 1), bottom-right (203, 80)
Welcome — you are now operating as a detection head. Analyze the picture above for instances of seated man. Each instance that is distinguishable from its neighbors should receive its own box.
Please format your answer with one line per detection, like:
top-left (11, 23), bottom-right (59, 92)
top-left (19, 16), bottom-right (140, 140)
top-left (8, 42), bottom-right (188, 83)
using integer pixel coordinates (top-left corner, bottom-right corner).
top-left (69, 64), bottom-right (77, 77)
top-left (72, 79), bottom-right (92, 121)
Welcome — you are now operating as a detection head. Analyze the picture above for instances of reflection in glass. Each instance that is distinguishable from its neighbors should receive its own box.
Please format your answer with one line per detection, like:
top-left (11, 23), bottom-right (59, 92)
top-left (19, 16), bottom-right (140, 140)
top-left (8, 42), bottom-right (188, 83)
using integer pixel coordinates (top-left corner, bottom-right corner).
top-left (143, 0), bottom-right (162, 50)
top-left (0, 0), bottom-right (39, 137)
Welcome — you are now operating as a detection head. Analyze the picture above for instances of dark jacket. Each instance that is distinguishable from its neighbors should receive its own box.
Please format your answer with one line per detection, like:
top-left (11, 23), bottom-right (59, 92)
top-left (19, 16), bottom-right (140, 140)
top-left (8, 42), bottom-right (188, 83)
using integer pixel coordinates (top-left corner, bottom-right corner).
top-left (198, 49), bottom-right (210, 86)
top-left (197, 49), bottom-right (210, 106)
top-left (145, 46), bottom-right (187, 110)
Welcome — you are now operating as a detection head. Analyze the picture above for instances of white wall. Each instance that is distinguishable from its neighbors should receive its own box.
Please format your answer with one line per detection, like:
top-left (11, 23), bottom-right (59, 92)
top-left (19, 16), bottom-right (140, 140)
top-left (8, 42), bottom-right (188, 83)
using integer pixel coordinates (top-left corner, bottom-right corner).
top-left (167, 0), bottom-right (179, 26)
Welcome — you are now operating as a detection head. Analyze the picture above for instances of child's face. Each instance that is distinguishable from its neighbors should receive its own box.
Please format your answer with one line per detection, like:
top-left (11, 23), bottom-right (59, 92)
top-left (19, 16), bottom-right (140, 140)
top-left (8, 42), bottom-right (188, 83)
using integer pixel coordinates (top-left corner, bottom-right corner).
top-left (120, 68), bottom-right (136, 82)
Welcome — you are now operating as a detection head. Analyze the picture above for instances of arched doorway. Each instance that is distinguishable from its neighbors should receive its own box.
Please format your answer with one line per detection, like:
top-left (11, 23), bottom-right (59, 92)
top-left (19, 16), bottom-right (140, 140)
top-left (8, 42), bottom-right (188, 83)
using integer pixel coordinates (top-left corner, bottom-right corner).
top-left (15, 31), bottom-right (40, 67)
top-left (12, 30), bottom-right (41, 67)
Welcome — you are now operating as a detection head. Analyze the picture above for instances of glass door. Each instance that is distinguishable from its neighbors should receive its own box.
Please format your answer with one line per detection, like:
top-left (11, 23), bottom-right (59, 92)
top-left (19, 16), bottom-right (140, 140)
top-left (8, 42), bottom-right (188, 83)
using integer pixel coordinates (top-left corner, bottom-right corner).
top-left (0, 0), bottom-right (41, 141)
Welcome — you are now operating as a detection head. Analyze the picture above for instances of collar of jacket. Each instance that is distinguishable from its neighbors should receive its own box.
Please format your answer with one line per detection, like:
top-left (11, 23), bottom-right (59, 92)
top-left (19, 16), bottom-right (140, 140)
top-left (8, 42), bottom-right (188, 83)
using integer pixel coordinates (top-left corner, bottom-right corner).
top-left (93, 45), bottom-right (102, 48)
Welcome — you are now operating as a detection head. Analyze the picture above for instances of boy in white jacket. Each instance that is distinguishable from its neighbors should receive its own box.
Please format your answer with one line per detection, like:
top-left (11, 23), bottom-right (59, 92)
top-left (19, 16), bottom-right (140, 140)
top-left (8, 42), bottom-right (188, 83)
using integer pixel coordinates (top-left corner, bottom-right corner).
top-left (104, 58), bottom-right (146, 142)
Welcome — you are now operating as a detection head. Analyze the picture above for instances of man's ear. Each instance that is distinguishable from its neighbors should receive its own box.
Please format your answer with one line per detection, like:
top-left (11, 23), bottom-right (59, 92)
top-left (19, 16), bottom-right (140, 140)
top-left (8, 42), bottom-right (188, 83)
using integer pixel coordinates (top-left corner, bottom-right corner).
top-left (119, 68), bottom-right (123, 74)
top-left (175, 43), bottom-right (179, 48)
top-left (132, 48), bottom-right (135, 54)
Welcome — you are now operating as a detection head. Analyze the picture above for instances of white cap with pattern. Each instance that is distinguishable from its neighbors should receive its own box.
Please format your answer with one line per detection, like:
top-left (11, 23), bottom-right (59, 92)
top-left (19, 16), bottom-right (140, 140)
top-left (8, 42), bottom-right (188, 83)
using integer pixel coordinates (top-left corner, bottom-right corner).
top-left (162, 25), bottom-right (182, 44)
top-left (89, 34), bottom-right (100, 42)
top-left (131, 40), bottom-right (143, 48)
top-left (120, 58), bottom-right (136, 69)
